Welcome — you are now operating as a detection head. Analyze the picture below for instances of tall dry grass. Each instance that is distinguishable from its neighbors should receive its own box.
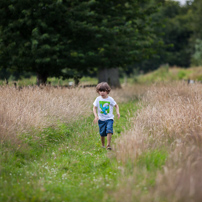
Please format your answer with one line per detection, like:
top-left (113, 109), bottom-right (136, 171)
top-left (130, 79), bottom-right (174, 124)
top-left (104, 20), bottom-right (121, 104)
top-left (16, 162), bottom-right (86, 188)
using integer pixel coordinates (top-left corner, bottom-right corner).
top-left (0, 86), bottom-right (94, 143)
top-left (154, 145), bottom-right (202, 202)
top-left (114, 81), bottom-right (202, 202)
top-left (0, 84), bottom-right (145, 144)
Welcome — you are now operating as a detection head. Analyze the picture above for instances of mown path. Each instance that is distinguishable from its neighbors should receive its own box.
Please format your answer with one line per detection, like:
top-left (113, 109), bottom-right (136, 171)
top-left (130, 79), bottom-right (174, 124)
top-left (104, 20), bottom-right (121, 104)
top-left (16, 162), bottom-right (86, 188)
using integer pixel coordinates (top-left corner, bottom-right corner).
top-left (0, 100), bottom-right (139, 202)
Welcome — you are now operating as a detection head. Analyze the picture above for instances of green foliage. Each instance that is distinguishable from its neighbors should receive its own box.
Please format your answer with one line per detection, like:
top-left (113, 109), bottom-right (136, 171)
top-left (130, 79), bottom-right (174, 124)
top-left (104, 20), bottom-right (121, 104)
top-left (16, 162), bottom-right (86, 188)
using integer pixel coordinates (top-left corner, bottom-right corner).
top-left (163, 3), bottom-right (193, 67)
top-left (191, 0), bottom-right (202, 39)
top-left (134, 0), bottom-right (193, 72)
top-left (0, 0), bottom-right (160, 84)
top-left (136, 65), bottom-right (200, 83)
top-left (0, 0), bottom-right (72, 82)
top-left (192, 39), bottom-right (202, 66)
top-left (131, 149), bottom-right (168, 196)
top-left (177, 70), bottom-right (187, 79)
top-left (137, 149), bottom-right (167, 172)
top-left (137, 65), bottom-right (172, 83)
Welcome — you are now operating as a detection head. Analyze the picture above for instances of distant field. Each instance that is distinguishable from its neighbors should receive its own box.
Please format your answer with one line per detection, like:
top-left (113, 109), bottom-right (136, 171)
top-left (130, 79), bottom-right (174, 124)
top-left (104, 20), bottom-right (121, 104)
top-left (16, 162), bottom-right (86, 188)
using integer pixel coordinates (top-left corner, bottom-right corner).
top-left (0, 76), bottom-right (98, 87)
top-left (2, 66), bottom-right (202, 87)
top-left (137, 66), bottom-right (202, 83)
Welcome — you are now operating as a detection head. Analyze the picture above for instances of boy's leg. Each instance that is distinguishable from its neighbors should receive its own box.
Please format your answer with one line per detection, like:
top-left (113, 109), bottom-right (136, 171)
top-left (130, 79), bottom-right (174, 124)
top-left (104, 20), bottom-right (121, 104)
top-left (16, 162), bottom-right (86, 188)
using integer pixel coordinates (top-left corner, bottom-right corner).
top-left (98, 120), bottom-right (106, 147)
top-left (101, 136), bottom-right (105, 147)
top-left (106, 120), bottom-right (113, 149)
top-left (107, 133), bottom-right (112, 148)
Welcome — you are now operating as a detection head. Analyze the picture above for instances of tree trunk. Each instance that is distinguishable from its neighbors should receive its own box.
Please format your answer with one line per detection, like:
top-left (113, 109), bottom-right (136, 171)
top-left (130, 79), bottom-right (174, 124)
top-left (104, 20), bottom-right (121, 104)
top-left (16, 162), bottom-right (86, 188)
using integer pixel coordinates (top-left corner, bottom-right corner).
top-left (73, 77), bottom-right (80, 87)
top-left (36, 72), bottom-right (48, 86)
top-left (98, 68), bottom-right (121, 88)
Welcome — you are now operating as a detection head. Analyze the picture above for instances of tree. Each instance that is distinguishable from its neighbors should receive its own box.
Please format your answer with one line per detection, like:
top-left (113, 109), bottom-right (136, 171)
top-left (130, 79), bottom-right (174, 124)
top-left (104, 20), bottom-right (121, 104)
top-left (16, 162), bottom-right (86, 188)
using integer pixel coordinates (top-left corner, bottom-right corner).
top-left (74, 0), bottom-right (160, 86)
top-left (192, 39), bottom-right (202, 66)
top-left (190, 0), bottom-right (202, 66)
top-left (0, 0), bottom-right (160, 86)
top-left (133, 0), bottom-right (193, 72)
top-left (163, 1), bottom-right (193, 67)
top-left (0, 0), bottom-right (76, 84)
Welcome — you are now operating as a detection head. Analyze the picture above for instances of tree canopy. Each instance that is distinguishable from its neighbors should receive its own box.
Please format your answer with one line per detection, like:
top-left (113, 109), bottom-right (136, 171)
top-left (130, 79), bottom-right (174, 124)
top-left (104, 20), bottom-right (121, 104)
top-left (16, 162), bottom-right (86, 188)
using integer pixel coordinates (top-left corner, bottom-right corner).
top-left (0, 0), bottom-right (160, 84)
top-left (190, 0), bottom-right (202, 66)
top-left (133, 0), bottom-right (194, 73)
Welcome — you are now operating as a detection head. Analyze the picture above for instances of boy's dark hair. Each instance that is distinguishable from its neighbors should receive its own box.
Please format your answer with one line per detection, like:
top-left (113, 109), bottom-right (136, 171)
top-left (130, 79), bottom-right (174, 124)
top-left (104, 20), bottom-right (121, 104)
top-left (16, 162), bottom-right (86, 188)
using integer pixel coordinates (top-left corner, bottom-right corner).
top-left (96, 82), bottom-right (111, 94)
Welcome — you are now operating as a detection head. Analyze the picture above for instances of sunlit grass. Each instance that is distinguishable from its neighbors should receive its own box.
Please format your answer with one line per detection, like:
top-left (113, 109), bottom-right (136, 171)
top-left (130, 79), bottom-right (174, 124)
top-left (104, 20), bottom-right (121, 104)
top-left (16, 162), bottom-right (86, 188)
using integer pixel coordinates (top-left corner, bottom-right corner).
top-left (0, 84), bottom-right (146, 146)
top-left (137, 66), bottom-right (202, 83)
top-left (114, 81), bottom-right (202, 201)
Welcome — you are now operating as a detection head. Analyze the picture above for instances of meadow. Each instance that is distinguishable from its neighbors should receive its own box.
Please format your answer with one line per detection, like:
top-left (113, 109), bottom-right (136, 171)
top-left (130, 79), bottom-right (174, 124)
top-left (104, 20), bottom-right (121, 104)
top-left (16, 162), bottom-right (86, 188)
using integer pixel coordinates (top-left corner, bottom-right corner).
top-left (0, 84), bottom-right (144, 201)
top-left (137, 65), bottom-right (202, 83)
top-left (1, 79), bottom-right (202, 201)
top-left (114, 81), bottom-right (202, 201)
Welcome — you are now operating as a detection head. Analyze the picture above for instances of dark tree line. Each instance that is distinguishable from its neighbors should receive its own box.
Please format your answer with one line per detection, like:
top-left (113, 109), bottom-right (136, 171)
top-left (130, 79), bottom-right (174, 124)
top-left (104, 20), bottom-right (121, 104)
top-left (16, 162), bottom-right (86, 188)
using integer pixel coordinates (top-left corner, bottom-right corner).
top-left (1, 0), bottom-right (201, 85)
top-left (134, 0), bottom-right (202, 73)
top-left (0, 0), bottom-right (159, 86)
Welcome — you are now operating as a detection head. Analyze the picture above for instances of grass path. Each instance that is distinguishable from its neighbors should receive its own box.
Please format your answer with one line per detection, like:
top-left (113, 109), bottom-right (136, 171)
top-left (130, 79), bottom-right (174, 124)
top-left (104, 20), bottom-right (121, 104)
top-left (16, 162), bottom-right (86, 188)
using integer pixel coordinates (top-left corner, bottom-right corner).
top-left (0, 100), bottom-right (139, 202)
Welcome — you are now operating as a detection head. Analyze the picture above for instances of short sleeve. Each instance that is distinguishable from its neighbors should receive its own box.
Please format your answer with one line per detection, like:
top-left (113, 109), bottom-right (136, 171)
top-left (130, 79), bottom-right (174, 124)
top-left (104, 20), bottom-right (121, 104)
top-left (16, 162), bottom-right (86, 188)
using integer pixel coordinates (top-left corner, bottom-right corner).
top-left (110, 98), bottom-right (117, 106)
top-left (93, 97), bottom-right (98, 107)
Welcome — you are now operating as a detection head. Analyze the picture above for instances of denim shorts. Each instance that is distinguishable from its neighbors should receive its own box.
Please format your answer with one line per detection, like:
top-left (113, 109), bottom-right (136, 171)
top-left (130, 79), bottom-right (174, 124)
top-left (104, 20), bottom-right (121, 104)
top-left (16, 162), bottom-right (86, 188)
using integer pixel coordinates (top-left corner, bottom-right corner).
top-left (98, 119), bottom-right (114, 137)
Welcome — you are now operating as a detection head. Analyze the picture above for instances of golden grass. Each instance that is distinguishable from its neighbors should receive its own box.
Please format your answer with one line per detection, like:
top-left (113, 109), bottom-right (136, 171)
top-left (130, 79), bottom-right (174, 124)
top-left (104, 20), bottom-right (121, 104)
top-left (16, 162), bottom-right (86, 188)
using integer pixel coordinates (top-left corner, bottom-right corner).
top-left (0, 84), bottom-right (145, 144)
top-left (154, 145), bottom-right (202, 202)
top-left (114, 81), bottom-right (202, 201)
top-left (0, 86), bottom-right (94, 143)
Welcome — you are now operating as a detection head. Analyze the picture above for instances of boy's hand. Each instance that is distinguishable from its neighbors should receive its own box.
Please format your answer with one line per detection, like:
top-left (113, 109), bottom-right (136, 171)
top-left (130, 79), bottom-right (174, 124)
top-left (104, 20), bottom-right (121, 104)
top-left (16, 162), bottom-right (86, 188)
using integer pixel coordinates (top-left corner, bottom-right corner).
top-left (117, 113), bottom-right (120, 119)
top-left (93, 117), bottom-right (99, 124)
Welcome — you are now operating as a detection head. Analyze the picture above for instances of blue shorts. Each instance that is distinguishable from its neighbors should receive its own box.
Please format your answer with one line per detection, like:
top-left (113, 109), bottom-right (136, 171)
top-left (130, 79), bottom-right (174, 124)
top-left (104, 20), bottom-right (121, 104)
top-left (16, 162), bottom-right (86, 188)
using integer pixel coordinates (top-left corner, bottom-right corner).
top-left (98, 119), bottom-right (114, 137)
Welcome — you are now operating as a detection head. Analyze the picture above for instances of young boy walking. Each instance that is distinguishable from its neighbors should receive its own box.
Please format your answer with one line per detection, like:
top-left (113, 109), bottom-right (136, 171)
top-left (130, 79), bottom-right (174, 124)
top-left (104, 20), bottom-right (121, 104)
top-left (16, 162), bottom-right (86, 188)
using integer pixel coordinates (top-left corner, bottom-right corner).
top-left (93, 82), bottom-right (120, 150)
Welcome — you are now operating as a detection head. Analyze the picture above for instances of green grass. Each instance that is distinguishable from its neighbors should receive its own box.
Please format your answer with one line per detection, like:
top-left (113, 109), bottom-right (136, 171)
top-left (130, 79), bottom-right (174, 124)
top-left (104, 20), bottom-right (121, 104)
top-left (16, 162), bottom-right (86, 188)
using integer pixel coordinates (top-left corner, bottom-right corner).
top-left (0, 100), bottom-right (139, 202)
top-left (135, 149), bottom-right (167, 188)
top-left (136, 65), bottom-right (202, 84)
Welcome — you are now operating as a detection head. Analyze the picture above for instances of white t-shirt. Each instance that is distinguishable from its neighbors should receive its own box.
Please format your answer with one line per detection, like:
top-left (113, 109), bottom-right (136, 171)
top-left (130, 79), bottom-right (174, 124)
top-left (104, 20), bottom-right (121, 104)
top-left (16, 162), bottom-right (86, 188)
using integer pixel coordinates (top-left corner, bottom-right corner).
top-left (93, 96), bottom-right (117, 121)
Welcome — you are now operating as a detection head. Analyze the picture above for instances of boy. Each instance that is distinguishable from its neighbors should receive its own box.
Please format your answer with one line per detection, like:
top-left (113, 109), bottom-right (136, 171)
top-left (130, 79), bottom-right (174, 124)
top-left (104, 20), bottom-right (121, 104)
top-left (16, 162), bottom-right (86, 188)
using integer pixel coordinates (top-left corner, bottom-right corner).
top-left (93, 82), bottom-right (120, 150)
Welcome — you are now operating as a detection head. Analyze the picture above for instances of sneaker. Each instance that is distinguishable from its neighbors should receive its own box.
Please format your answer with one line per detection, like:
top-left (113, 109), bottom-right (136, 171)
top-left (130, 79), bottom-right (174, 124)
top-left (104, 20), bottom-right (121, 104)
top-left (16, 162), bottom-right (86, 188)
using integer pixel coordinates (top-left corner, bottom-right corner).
top-left (101, 146), bottom-right (105, 148)
top-left (106, 146), bottom-right (112, 150)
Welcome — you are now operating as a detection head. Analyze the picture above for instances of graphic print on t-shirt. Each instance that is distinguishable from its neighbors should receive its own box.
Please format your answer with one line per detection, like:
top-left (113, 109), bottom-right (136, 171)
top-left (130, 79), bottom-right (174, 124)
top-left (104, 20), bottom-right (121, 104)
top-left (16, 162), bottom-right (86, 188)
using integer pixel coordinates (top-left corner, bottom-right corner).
top-left (99, 101), bottom-right (110, 115)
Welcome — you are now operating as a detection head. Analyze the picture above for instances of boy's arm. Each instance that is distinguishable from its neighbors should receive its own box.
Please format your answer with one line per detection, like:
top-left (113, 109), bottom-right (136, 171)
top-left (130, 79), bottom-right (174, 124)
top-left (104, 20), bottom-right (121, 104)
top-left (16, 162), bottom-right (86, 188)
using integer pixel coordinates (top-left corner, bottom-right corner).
top-left (115, 104), bottom-right (120, 119)
top-left (93, 106), bottom-right (99, 123)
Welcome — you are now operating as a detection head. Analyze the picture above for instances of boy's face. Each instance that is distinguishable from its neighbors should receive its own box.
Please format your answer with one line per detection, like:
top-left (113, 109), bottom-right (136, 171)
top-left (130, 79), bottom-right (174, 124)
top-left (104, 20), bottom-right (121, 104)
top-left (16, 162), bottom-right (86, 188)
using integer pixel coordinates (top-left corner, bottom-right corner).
top-left (99, 90), bottom-right (108, 98)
